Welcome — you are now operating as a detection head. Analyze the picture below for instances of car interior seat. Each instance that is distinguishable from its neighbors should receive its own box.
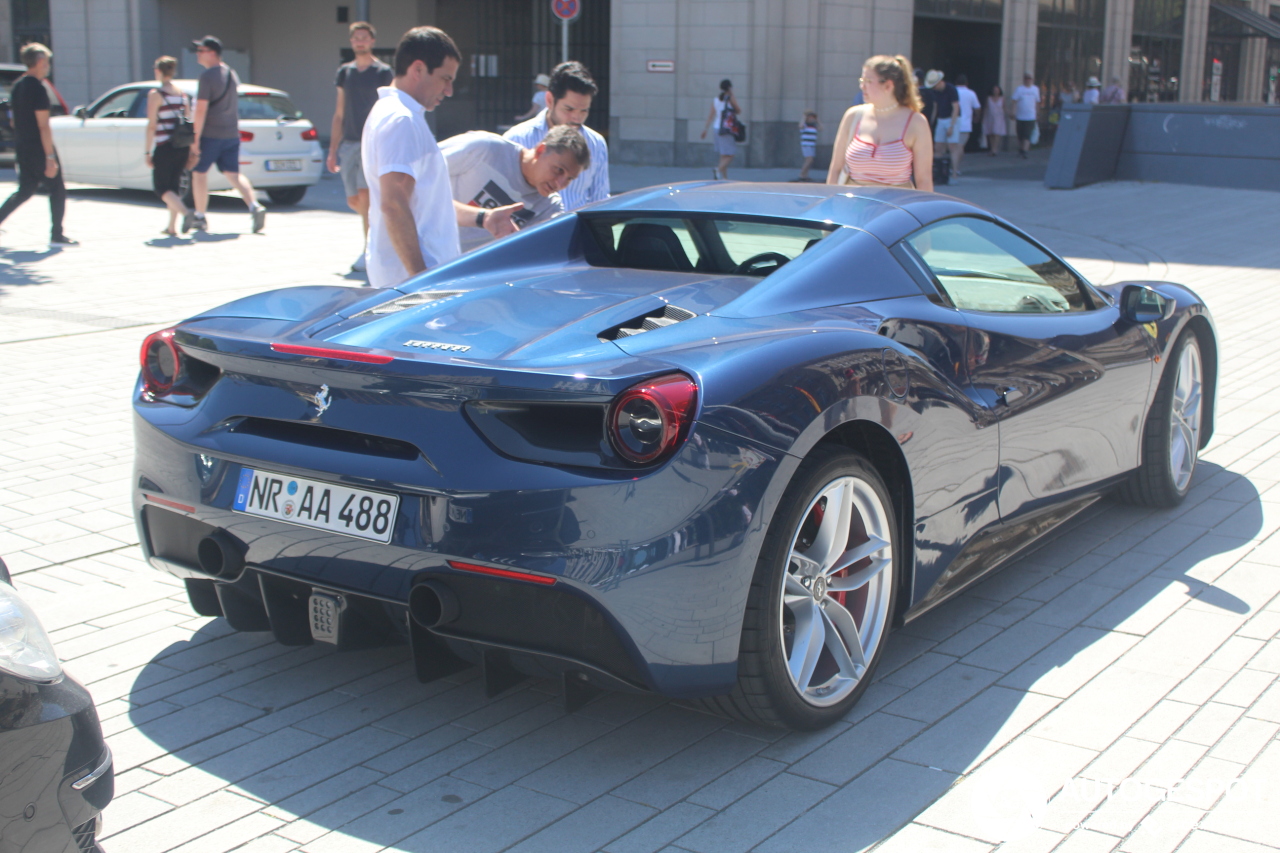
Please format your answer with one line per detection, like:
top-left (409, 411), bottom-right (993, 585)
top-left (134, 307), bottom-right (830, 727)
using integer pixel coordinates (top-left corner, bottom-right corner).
top-left (615, 223), bottom-right (695, 272)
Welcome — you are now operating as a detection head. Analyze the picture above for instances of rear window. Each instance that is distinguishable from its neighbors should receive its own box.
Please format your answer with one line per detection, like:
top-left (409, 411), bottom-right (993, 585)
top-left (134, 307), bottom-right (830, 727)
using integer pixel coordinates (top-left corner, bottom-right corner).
top-left (238, 93), bottom-right (303, 120)
top-left (582, 214), bottom-right (832, 277)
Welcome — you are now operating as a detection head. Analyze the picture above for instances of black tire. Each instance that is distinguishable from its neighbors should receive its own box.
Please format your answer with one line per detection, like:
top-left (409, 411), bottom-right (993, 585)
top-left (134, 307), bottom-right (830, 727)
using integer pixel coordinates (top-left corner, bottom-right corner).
top-left (1120, 329), bottom-right (1204, 507)
top-left (267, 186), bottom-right (307, 206)
top-left (699, 444), bottom-right (898, 730)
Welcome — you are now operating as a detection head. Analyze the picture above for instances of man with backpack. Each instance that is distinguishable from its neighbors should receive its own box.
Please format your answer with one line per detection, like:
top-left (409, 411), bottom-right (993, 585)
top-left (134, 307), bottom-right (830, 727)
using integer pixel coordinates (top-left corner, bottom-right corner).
top-left (189, 35), bottom-right (266, 233)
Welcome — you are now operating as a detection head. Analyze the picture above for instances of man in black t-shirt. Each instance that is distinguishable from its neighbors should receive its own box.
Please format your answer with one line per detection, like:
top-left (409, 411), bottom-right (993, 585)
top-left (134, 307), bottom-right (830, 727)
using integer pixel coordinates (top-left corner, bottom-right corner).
top-left (327, 21), bottom-right (393, 272)
top-left (0, 43), bottom-right (75, 245)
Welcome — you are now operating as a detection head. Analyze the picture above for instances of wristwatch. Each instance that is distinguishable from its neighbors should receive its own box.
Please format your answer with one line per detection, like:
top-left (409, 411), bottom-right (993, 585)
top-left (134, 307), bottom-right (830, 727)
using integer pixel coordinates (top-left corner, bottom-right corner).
top-left (475, 210), bottom-right (487, 229)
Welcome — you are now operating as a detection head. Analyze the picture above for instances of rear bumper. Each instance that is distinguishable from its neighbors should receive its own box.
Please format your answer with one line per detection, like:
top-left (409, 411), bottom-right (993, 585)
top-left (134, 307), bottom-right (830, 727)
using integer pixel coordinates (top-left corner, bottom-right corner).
top-left (132, 411), bottom-right (796, 698)
top-left (0, 671), bottom-right (113, 853)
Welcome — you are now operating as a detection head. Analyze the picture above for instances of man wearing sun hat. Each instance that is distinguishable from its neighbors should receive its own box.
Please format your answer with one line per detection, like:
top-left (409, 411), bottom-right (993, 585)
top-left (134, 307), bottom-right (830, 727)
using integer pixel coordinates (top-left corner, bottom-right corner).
top-left (1082, 76), bottom-right (1102, 105)
top-left (514, 73), bottom-right (552, 122)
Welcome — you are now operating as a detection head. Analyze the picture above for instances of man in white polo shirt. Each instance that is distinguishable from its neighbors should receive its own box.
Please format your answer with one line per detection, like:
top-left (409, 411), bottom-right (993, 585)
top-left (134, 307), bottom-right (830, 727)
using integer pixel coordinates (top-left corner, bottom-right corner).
top-left (362, 26), bottom-right (522, 289)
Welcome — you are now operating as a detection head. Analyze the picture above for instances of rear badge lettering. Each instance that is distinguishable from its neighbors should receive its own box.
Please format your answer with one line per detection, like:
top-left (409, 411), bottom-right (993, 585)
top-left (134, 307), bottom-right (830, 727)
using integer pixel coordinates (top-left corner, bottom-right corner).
top-left (404, 339), bottom-right (471, 353)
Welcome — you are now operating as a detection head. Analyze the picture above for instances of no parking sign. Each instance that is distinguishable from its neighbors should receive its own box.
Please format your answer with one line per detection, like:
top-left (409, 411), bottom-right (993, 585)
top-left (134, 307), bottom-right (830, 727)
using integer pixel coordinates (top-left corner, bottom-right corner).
top-left (552, 0), bottom-right (581, 22)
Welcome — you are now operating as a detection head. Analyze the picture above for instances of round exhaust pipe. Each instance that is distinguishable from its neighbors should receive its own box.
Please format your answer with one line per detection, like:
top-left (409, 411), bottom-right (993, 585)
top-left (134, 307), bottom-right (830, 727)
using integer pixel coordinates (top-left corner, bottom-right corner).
top-left (409, 580), bottom-right (459, 629)
top-left (196, 531), bottom-right (244, 579)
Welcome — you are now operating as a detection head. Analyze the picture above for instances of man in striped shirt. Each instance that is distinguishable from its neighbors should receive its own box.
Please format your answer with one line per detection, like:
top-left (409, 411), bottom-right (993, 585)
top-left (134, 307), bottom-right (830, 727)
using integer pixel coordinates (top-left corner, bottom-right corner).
top-left (503, 61), bottom-right (609, 209)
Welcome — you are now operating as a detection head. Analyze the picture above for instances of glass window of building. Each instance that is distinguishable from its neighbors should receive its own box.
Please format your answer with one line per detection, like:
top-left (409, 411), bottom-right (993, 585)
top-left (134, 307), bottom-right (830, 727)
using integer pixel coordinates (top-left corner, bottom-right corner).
top-left (1131, 0), bottom-right (1185, 101)
top-left (1036, 0), bottom-right (1105, 130)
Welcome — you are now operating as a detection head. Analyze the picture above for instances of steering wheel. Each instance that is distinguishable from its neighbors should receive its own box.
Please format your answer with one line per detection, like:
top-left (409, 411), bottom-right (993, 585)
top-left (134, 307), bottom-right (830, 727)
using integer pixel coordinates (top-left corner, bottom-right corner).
top-left (735, 251), bottom-right (791, 275)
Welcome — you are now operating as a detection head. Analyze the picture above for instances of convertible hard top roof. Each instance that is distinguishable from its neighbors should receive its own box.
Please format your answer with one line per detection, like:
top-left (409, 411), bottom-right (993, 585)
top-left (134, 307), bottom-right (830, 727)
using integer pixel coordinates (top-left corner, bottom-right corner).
top-left (591, 181), bottom-right (983, 245)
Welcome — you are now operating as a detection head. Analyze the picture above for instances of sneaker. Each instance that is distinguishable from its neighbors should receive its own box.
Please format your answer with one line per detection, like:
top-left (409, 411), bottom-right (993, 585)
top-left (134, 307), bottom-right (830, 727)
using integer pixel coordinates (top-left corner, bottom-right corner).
top-left (192, 213), bottom-right (209, 231)
top-left (251, 206), bottom-right (266, 234)
top-left (50, 234), bottom-right (79, 246)
top-left (181, 211), bottom-right (195, 233)
top-left (351, 252), bottom-right (367, 273)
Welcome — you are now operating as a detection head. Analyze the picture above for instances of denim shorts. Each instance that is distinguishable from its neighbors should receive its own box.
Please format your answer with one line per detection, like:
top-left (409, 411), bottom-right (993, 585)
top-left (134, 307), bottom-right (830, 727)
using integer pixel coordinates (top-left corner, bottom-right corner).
top-left (194, 136), bottom-right (241, 174)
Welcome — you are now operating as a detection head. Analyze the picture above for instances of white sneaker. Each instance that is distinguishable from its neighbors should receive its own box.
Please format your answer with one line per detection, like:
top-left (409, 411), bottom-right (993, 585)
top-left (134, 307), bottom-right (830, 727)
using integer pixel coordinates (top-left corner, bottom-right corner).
top-left (351, 252), bottom-right (367, 272)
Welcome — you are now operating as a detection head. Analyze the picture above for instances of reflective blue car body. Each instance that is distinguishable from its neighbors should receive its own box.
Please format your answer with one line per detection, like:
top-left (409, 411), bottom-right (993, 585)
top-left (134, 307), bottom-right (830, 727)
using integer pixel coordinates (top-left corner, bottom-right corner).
top-left (131, 182), bottom-right (1216, 701)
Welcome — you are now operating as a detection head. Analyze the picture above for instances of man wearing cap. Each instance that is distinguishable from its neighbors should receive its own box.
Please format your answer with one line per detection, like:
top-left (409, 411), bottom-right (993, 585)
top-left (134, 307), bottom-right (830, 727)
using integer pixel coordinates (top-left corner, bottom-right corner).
top-left (328, 21), bottom-right (393, 272)
top-left (504, 61), bottom-right (609, 210)
top-left (190, 35), bottom-right (267, 233)
top-left (514, 73), bottom-right (551, 122)
top-left (927, 71), bottom-right (959, 172)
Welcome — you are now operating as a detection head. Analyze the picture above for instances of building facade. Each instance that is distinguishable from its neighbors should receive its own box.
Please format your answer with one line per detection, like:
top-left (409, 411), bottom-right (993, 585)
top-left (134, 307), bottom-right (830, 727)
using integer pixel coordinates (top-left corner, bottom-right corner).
top-left (1, 0), bottom-right (1275, 169)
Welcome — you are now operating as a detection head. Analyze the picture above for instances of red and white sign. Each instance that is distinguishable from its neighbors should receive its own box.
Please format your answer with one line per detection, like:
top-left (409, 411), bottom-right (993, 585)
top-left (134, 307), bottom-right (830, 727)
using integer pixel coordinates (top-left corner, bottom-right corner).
top-left (552, 0), bottom-right (580, 21)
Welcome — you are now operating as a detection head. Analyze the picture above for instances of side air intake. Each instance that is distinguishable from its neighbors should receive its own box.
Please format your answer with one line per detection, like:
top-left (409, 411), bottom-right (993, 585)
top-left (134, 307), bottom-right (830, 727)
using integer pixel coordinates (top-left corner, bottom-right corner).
top-left (599, 304), bottom-right (697, 341)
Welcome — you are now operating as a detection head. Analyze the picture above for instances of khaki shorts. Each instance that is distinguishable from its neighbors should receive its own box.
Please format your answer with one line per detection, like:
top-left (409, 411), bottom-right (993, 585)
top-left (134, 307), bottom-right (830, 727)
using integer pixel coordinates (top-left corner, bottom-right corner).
top-left (338, 139), bottom-right (367, 197)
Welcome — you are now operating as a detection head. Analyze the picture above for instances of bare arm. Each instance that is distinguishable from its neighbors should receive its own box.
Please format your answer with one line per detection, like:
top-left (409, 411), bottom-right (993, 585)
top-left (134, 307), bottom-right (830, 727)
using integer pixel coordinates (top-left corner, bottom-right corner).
top-left (327, 87), bottom-right (344, 173)
top-left (907, 112), bottom-right (934, 192)
top-left (193, 99), bottom-right (208, 148)
top-left (701, 104), bottom-right (716, 139)
top-left (380, 172), bottom-right (428, 279)
top-left (35, 108), bottom-right (57, 177)
top-left (145, 90), bottom-right (160, 163)
top-left (825, 107), bottom-right (858, 184)
top-left (451, 200), bottom-right (526, 239)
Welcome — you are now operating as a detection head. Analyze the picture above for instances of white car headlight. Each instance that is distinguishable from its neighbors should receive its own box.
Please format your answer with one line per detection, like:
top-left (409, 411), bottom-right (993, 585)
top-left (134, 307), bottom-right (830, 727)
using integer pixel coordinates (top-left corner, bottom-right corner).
top-left (0, 582), bottom-right (63, 683)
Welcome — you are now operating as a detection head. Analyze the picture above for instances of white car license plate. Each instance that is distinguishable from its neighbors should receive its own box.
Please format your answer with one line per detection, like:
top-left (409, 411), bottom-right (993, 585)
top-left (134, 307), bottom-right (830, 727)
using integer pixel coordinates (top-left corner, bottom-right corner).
top-left (233, 468), bottom-right (398, 543)
top-left (265, 159), bottom-right (302, 171)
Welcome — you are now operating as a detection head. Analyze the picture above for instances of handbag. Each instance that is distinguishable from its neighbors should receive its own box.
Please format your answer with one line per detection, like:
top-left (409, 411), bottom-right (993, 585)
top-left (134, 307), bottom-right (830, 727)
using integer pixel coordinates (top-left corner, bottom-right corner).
top-left (720, 100), bottom-right (747, 143)
top-left (168, 95), bottom-right (195, 148)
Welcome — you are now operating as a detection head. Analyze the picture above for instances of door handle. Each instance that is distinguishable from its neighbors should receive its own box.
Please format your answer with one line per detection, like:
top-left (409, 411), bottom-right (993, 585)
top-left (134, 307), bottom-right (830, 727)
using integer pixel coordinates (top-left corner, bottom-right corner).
top-left (997, 386), bottom-right (1025, 405)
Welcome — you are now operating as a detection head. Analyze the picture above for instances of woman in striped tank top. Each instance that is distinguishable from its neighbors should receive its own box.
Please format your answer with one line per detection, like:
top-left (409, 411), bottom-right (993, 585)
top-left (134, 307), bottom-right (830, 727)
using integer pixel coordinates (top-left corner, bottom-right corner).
top-left (144, 55), bottom-right (195, 236)
top-left (827, 55), bottom-right (933, 192)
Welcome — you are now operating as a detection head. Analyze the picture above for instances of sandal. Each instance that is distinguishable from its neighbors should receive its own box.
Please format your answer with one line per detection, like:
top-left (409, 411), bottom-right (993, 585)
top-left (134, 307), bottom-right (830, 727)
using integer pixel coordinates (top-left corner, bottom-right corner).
top-left (161, 229), bottom-right (177, 236)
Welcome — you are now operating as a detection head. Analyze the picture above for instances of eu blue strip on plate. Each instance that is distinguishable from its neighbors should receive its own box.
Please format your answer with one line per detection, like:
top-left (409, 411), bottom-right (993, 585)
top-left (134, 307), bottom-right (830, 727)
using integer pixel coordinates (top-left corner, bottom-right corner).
top-left (234, 468), bottom-right (254, 510)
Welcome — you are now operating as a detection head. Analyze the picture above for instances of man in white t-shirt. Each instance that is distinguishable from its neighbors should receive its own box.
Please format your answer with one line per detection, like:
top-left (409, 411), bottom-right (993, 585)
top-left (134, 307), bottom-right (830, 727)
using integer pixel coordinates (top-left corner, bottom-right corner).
top-left (952, 74), bottom-right (982, 178)
top-left (1011, 73), bottom-right (1042, 159)
top-left (362, 26), bottom-right (523, 289)
top-left (443, 124), bottom-right (588, 251)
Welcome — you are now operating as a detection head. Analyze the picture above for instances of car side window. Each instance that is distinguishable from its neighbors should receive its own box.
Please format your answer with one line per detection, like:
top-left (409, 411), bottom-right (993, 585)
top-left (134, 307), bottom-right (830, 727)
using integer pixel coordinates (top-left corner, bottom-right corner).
top-left (905, 217), bottom-right (1093, 314)
top-left (91, 89), bottom-right (141, 119)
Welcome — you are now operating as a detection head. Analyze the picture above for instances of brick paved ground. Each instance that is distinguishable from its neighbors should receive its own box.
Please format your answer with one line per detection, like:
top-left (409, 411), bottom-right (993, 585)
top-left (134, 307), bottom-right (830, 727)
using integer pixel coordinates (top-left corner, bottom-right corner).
top-left (2, 166), bottom-right (1279, 853)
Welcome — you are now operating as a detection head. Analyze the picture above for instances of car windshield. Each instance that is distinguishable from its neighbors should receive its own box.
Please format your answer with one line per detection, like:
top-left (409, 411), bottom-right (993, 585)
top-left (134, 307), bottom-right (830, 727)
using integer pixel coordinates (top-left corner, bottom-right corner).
top-left (582, 214), bottom-right (832, 276)
top-left (239, 93), bottom-right (303, 120)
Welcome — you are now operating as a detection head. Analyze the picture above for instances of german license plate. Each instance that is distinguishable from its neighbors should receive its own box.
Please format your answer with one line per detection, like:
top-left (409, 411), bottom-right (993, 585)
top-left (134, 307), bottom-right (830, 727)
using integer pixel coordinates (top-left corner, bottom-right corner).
top-left (265, 159), bottom-right (302, 171)
top-left (233, 468), bottom-right (398, 543)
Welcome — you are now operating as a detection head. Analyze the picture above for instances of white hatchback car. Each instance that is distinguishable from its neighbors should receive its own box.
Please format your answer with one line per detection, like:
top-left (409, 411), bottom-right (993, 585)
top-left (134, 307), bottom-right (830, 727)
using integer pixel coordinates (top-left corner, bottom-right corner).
top-left (50, 80), bottom-right (323, 205)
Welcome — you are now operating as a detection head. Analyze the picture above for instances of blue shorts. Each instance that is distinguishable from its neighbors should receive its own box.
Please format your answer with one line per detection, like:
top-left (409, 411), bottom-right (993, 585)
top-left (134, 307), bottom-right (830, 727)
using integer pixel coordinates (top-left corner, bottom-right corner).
top-left (194, 136), bottom-right (241, 174)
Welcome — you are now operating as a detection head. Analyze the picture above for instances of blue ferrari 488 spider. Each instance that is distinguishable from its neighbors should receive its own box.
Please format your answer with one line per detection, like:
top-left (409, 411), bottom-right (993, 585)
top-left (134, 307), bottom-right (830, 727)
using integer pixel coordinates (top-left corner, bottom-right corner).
top-left (132, 182), bottom-right (1216, 729)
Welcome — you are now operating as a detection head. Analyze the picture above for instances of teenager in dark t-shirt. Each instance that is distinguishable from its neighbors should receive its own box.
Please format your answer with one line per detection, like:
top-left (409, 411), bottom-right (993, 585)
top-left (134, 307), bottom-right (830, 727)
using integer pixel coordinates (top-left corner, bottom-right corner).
top-left (0, 43), bottom-right (76, 246)
top-left (327, 20), bottom-right (393, 272)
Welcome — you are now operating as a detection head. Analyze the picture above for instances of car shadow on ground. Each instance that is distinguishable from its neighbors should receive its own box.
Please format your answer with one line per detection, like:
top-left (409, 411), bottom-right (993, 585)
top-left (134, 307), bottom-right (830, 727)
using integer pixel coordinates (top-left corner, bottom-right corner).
top-left (120, 462), bottom-right (1264, 849)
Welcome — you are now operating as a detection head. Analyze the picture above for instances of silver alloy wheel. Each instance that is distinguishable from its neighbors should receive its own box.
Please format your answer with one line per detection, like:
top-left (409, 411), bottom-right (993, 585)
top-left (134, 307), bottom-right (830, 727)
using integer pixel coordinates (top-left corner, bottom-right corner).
top-left (780, 475), bottom-right (893, 707)
top-left (1169, 337), bottom-right (1203, 492)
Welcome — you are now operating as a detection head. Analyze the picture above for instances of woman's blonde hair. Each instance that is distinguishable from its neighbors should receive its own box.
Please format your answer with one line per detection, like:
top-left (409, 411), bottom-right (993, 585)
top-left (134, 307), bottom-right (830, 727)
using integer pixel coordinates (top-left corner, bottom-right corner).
top-left (865, 55), bottom-right (923, 112)
top-left (154, 56), bottom-right (178, 78)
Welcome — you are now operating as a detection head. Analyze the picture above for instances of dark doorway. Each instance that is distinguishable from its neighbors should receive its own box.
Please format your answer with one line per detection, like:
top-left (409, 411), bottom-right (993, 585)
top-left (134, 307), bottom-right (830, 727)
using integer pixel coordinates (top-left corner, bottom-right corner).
top-left (433, 0), bottom-right (610, 143)
top-left (912, 18), bottom-right (1002, 150)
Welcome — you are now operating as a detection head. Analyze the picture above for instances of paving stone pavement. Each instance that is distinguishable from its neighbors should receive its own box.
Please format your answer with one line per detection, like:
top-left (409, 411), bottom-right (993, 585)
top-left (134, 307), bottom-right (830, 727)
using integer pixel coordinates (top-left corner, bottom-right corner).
top-left (2, 167), bottom-right (1279, 853)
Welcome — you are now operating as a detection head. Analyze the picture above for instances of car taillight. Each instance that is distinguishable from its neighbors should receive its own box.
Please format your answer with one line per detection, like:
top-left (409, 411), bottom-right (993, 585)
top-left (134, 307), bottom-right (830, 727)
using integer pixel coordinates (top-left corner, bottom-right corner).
top-left (300, 128), bottom-right (317, 141)
top-left (239, 130), bottom-right (254, 142)
top-left (140, 328), bottom-right (181, 396)
top-left (608, 373), bottom-right (698, 464)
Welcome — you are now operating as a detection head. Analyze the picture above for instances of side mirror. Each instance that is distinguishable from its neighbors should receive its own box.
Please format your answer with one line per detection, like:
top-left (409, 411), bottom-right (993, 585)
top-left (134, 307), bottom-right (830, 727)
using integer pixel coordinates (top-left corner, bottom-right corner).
top-left (73, 105), bottom-right (86, 118)
top-left (1120, 283), bottom-right (1174, 324)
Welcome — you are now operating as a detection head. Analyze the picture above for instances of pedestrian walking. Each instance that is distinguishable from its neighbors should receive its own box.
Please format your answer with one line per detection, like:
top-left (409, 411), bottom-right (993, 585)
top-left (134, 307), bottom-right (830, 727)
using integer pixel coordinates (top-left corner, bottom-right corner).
top-left (952, 74), bottom-right (981, 178)
top-left (503, 61), bottom-right (609, 209)
top-left (1100, 75), bottom-right (1126, 104)
top-left (797, 111), bottom-right (820, 181)
top-left (444, 125), bottom-right (587, 250)
top-left (0, 43), bottom-right (76, 246)
top-left (700, 79), bottom-right (742, 180)
top-left (144, 55), bottom-right (195, 236)
top-left (927, 70), bottom-right (960, 176)
top-left (1011, 73), bottom-right (1042, 158)
top-left (1082, 76), bottom-right (1102, 104)
top-left (827, 55), bottom-right (933, 192)
top-left (189, 36), bottom-right (267, 233)
top-left (513, 73), bottom-right (551, 122)
top-left (364, 26), bottom-right (497, 289)
top-left (327, 21), bottom-right (393, 271)
top-left (982, 84), bottom-right (1007, 155)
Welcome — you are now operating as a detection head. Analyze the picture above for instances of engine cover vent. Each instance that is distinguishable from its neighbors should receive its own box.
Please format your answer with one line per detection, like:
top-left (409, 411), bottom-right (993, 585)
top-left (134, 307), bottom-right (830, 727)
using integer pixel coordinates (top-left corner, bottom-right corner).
top-left (599, 304), bottom-right (697, 341)
top-left (353, 290), bottom-right (464, 318)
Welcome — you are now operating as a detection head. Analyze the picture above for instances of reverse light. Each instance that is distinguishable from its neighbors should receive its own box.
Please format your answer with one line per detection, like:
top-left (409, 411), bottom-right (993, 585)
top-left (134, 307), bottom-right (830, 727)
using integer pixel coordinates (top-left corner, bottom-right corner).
top-left (0, 582), bottom-right (63, 683)
top-left (239, 130), bottom-right (254, 142)
top-left (608, 373), bottom-right (698, 464)
top-left (300, 128), bottom-right (318, 141)
top-left (140, 328), bottom-right (180, 395)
